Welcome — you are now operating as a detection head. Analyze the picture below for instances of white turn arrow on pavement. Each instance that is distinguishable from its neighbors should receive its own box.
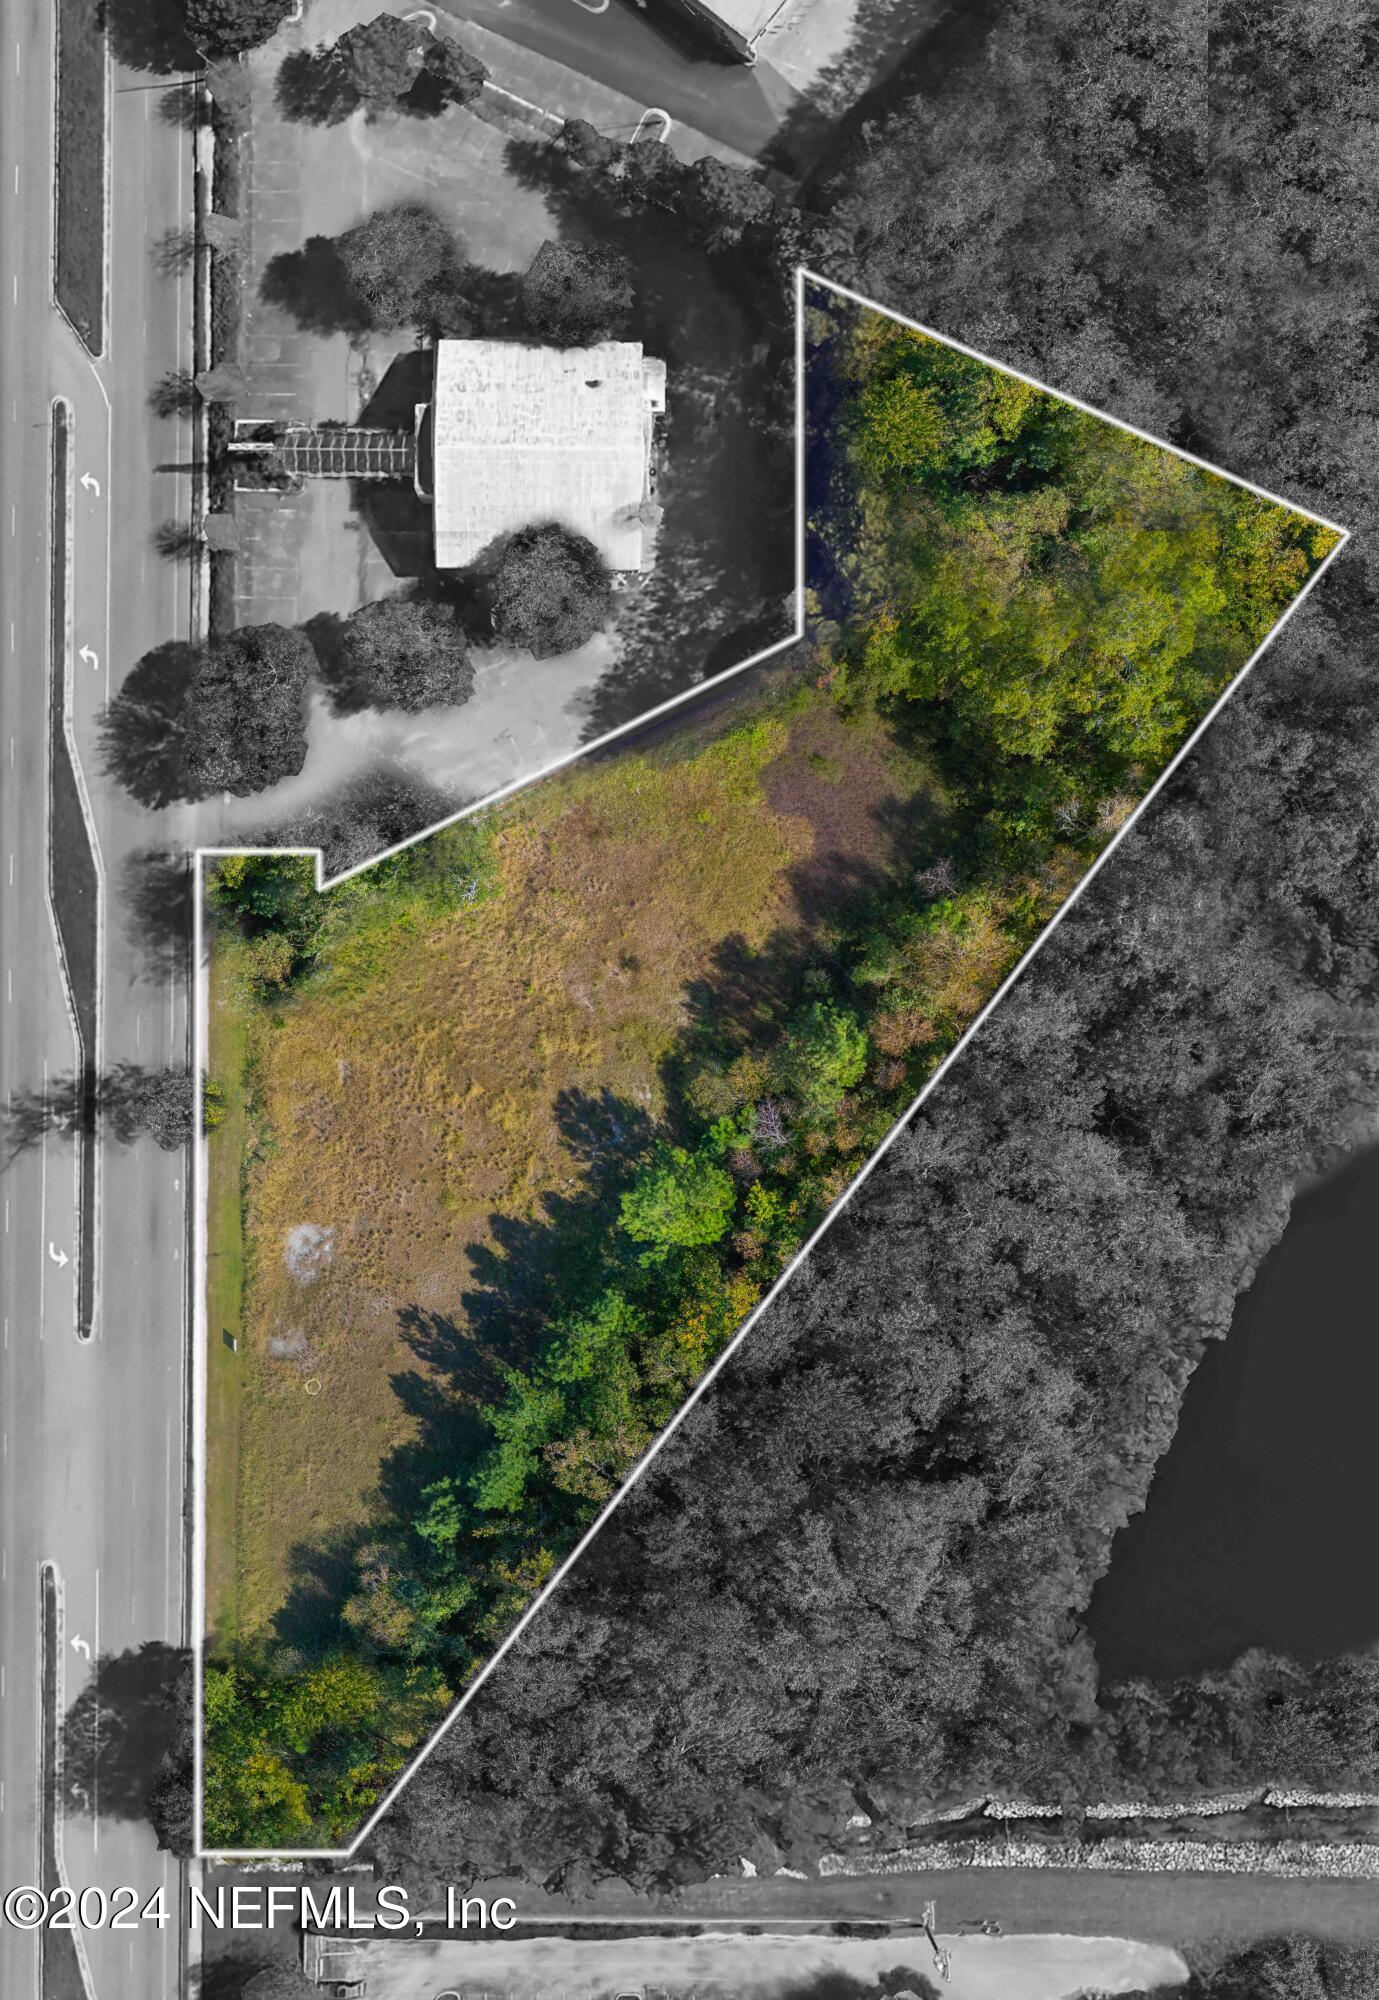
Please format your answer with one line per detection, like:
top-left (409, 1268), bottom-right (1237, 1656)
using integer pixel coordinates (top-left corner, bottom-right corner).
top-left (47, 1242), bottom-right (69, 1267)
top-left (78, 645), bottom-right (99, 671)
top-left (79, 471), bottom-right (100, 496)
top-left (70, 1635), bottom-right (91, 1660)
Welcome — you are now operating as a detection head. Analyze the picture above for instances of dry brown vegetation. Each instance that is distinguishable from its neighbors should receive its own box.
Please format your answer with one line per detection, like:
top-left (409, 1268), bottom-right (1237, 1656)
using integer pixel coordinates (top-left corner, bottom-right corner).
top-left (209, 690), bottom-right (931, 1644)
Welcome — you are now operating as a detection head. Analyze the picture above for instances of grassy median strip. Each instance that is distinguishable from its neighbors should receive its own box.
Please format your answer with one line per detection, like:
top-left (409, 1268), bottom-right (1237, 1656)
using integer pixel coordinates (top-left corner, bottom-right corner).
top-left (48, 402), bottom-right (99, 1337)
top-left (54, 0), bottom-right (106, 355)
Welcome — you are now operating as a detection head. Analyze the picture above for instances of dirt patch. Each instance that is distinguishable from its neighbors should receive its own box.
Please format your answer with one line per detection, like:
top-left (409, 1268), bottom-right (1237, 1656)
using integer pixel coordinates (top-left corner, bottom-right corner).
top-left (284, 1222), bottom-right (334, 1282)
top-left (267, 1329), bottom-right (309, 1360)
top-left (765, 700), bottom-right (940, 921)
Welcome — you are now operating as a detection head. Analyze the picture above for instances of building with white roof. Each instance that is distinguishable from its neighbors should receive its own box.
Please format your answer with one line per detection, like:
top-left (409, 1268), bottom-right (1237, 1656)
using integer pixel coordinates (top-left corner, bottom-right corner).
top-left (415, 338), bottom-right (666, 574)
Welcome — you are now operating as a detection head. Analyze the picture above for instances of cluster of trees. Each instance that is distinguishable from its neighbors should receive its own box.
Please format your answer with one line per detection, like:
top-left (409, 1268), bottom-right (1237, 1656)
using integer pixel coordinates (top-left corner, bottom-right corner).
top-left (276, 13), bottom-right (486, 127)
top-left (560, 120), bottom-right (778, 254)
top-left (188, 311), bottom-right (1333, 1845)
top-left (263, 200), bottom-right (637, 354)
top-left (178, 0), bottom-right (294, 60)
top-left (261, 203), bottom-right (477, 339)
top-left (1189, 1936), bottom-right (1379, 2000)
top-left (99, 625), bottom-right (314, 808)
top-left (103, 535), bottom-right (611, 807)
top-left (819, 299), bottom-right (1336, 859)
top-left (202, 1656), bottom-right (448, 1849)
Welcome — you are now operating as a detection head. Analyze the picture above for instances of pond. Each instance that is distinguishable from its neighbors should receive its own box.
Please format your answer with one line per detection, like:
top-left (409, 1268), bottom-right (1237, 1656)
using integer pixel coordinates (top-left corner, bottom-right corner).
top-left (1086, 1140), bottom-right (1379, 1683)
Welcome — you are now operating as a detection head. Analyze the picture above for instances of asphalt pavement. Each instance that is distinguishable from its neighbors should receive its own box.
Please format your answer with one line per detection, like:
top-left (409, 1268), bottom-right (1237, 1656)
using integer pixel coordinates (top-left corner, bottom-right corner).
top-left (447, 0), bottom-right (800, 158)
top-left (0, 5), bottom-right (200, 1995)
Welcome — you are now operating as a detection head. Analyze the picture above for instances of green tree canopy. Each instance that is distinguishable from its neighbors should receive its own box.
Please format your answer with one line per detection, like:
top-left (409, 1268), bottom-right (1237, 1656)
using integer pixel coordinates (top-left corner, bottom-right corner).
top-left (620, 1145), bottom-right (737, 1256)
top-left (772, 1000), bottom-right (869, 1115)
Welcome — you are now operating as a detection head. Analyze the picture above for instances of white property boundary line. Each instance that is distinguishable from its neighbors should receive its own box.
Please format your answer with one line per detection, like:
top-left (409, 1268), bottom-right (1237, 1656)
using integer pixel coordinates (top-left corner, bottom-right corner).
top-left (191, 267), bottom-right (1351, 1859)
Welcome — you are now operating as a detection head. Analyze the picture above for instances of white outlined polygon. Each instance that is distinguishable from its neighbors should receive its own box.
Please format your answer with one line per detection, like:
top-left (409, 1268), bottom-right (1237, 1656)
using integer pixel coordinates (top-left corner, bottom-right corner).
top-left (191, 267), bottom-right (1350, 1858)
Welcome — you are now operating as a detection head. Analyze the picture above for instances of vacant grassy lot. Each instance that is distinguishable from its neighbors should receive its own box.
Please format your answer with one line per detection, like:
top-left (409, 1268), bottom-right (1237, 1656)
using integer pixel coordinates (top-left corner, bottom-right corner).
top-left (54, 0), bottom-right (106, 354)
top-left (207, 687), bottom-right (931, 1648)
top-left (204, 953), bottom-right (250, 1647)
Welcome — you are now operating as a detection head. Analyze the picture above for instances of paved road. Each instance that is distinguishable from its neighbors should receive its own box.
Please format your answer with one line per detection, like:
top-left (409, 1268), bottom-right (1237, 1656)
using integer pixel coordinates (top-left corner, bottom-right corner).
top-left (447, 0), bottom-right (799, 158)
top-left (0, 5), bottom-right (200, 1996)
top-left (565, 1862), bottom-right (1379, 1945)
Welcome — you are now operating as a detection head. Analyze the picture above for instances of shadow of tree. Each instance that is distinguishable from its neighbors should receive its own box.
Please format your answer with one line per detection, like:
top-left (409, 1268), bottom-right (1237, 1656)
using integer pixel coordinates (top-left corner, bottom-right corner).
top-left (149, 368), bottom-right (198, 418)
top-left (62, 1641), bottom-right (187, 1823)
top-left (761, 0), bottom-right (997, 179)
top-left (98, 639), bottom-right (199, 807)
top-left (273, 46), bottom-right (358, 126)
top-left (3, 1064), bottom-right (192, 1165)
top-left (269, 1529), bottom-right (373, 1660)
top-left (781, 1971), bottom-right (941, 2000)
top-left (198, 1942), bottom-right (318, 2000)
top-left (250, 762), bottom-right (464, 878)
top-left (118, 847), bottom-right (192, 981)
top-left (99, 0), bottom-right (201, 73)
top-left (259, 238), bottom-right (370, 337)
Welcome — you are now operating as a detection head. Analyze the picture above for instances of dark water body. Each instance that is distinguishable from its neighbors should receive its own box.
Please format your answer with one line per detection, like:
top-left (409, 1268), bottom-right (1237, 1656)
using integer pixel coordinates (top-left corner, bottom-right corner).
top-left (1087, 1142), bottom-right (1379, 1684)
